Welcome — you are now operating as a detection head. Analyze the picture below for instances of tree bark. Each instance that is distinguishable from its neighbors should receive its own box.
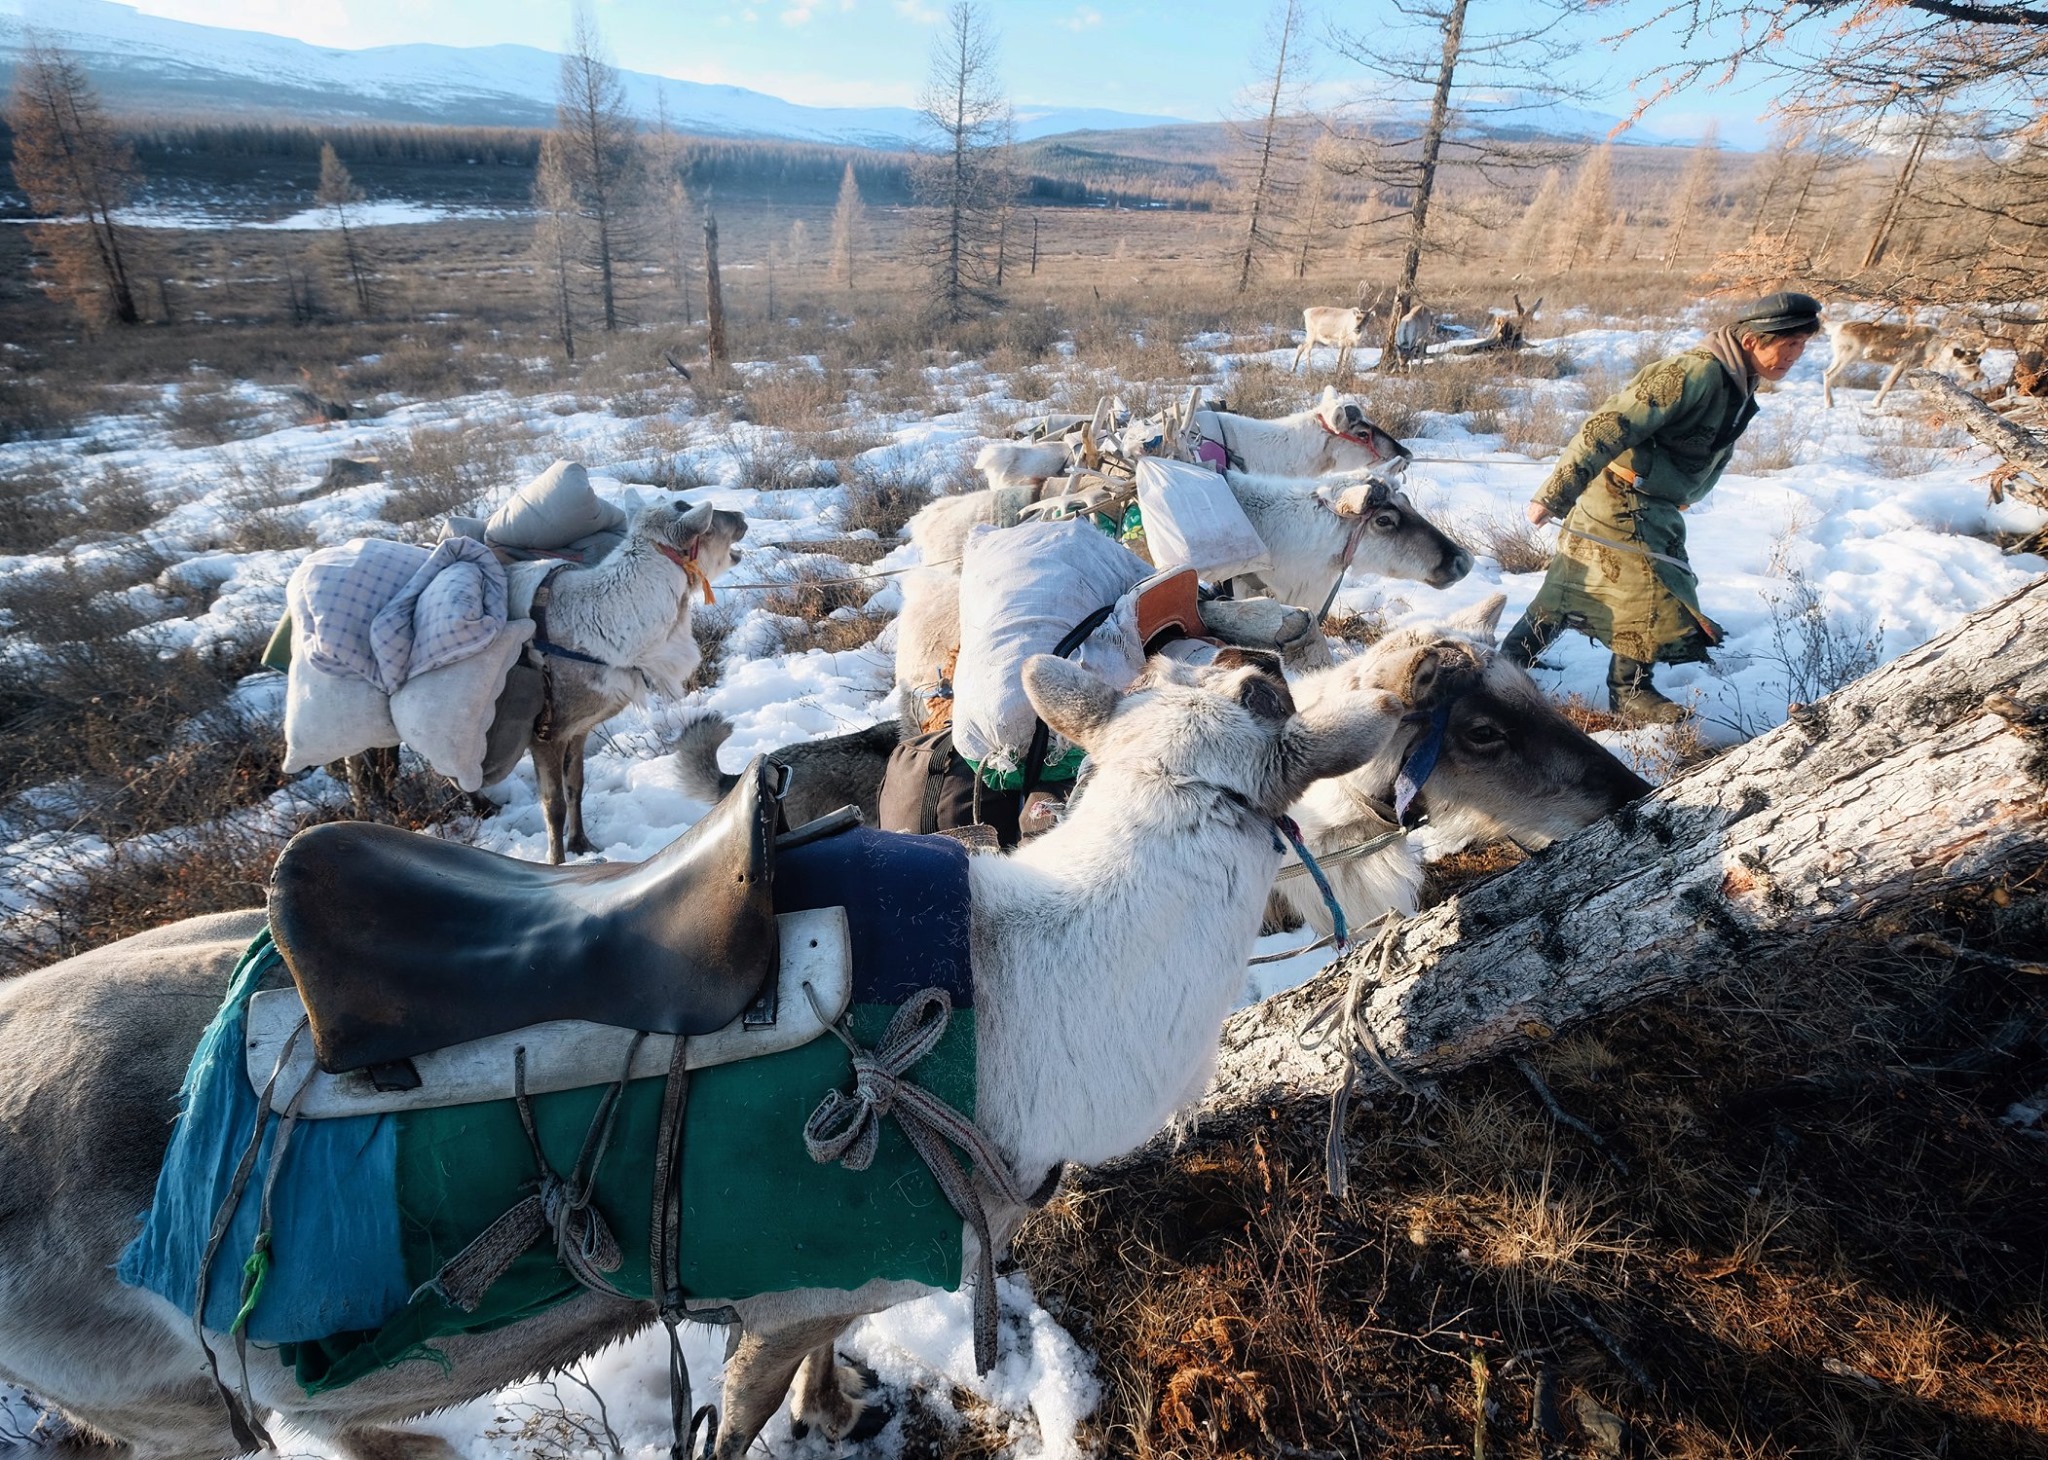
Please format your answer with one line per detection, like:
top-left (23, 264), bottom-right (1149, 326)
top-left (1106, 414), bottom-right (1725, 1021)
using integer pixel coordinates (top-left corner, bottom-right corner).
top-left (703, 214), bottom-right (727, 371)
top-left (1909, 367), bottom-right (2048, 517)
top-left (1206, 577), bottom-right (2048, 1116)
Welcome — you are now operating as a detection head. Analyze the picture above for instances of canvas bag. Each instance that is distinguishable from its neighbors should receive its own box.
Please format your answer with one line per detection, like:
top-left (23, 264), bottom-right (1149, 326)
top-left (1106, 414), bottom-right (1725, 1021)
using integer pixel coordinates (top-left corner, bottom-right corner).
top-left (1133, 456), bottom-right (1272, 583)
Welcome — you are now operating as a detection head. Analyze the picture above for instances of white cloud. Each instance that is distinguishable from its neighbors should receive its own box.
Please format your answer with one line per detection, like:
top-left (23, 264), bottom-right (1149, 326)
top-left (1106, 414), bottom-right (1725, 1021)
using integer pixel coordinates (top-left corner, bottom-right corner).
top-left (893, 0), bottom-right (942, 22)
top-left (1058, 6), bottom-right (1102, 30)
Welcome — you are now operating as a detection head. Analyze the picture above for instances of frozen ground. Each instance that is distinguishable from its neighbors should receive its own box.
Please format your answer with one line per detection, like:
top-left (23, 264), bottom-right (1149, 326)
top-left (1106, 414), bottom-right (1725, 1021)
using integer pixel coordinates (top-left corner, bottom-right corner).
top-left (0, 318), bottom-right (2042, 1455)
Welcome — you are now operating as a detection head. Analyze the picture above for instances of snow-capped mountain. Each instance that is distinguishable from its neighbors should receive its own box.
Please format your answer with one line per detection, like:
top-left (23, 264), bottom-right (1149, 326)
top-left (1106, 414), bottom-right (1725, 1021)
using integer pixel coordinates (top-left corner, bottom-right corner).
top-left (0, 0), bottom-right (1188, 145)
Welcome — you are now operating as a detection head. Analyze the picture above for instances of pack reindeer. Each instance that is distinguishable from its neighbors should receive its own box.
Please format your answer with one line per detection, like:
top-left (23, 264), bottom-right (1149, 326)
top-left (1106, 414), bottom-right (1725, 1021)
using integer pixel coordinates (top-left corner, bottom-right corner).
top-left (1821, 319), bottom-right (1984, 409)
top-left (1392, 304), bottom-right (1437, 366)
top-left (0, 651), bottom-right (1406, 1460)
top-left (522, 499), bottom-right (747, 863)
top-left (679, 596), bottom-right (1648, 926)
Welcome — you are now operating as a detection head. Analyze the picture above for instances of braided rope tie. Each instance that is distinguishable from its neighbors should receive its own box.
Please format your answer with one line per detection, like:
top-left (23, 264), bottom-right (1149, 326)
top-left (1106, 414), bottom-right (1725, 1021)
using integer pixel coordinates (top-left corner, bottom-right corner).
top-left (803, 987), bottom-right (1029, 1377)
top-left (1299, 912), bottom-right (1418, 1201)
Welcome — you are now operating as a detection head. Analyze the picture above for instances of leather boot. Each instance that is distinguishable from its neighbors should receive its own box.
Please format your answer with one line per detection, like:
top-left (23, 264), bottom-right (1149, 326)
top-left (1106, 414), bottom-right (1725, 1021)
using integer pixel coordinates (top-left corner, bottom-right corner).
top-left (1607, 655), bottom-right (1687, 723)
top-left (1501, 611), bottom-right (1561, 668)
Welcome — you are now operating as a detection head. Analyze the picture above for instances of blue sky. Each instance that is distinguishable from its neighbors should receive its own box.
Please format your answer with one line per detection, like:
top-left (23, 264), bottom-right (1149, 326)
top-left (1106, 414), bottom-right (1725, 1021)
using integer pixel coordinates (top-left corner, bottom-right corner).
top-left (113, 0), bottom-right (1781, 144)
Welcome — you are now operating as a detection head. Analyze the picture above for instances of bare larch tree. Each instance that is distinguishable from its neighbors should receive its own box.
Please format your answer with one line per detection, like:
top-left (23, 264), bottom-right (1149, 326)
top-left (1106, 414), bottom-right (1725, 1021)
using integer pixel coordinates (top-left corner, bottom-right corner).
top-left (531, 132), bottom-right (583, 363)
top-left (914, 1), bottom-right (1009, 325)
top-left (317, 142), bottom-right (373, 314)
top-left (556, 4), bottom-right (635, 333)
top-left (6, 42), bottom-right (142, 326)
top-left (829, 160), bottom-right (866, 290)
top-left (1230, 0), bottom-right (1306, 293)
top-left (1327, 0), bottom-right (1583, 370)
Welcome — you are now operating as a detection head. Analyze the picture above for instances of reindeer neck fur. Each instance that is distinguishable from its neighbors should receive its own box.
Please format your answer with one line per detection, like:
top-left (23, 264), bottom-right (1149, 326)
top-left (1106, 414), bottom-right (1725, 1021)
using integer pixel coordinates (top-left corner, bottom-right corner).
top-left (544, 525), bottom-right (699, 695)
top-left (966, 757), bottom-right (1280, 1176)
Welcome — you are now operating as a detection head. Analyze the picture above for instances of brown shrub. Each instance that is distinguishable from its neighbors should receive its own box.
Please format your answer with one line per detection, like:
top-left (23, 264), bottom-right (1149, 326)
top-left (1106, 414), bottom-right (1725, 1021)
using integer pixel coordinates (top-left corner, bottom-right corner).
top-left (839, 467), bottom-right (932, 538)
top-left (379, 418), bottom-right (524, 525)
top-left (1461, 507), bottom-right (1553, 574)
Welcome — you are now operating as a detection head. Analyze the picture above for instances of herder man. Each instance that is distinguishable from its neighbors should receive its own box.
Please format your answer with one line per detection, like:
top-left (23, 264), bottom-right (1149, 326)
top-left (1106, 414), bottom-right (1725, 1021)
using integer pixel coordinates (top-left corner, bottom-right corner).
top-left (1502, 292), bottom-right (1823, 721)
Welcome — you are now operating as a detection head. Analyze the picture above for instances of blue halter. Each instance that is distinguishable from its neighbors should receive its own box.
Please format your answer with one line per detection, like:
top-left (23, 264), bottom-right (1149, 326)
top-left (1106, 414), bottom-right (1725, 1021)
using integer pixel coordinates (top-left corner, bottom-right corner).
top-left (1393, 699), bottom-right (1454, 827)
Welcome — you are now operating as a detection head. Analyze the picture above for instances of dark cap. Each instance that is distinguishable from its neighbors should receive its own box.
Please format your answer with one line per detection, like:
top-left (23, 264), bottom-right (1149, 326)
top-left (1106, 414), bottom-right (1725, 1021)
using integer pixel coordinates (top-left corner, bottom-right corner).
top-left (1733, 291), bottom-right (1823, 337)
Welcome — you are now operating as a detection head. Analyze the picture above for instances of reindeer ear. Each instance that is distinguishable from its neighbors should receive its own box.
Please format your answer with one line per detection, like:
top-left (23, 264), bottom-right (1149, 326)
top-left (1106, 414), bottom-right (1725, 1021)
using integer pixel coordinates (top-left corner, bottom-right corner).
top-left (1444, 592), bottom-right (1508, 642)
top-left (1282, 688), bottom-right (1404, 793)
top-left (1022, 654), bottom-right (1119, 751)
top-left (1318, 384), bottom-right (1338, 409)
top-left (676, 501), bottom-right (716, 538)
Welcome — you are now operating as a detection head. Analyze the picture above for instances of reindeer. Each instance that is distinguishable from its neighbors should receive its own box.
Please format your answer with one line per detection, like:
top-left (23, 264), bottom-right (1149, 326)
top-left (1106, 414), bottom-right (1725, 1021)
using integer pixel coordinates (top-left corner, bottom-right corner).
top-left (1478, 294), bottom-right (1541, 352)
top-left (1292, 305), bottom-right (1369, 375)
top-left (0, 651), bottom-right (1406, 1460)
top-left (1392, 304), bottom-right (1437, 366)
top-left (1821, 319), bottom-right (1984, 410)
top-left (1278, 593), bottom-right (1649, 931)
top-left (517, 499), bottom-right (748, 863)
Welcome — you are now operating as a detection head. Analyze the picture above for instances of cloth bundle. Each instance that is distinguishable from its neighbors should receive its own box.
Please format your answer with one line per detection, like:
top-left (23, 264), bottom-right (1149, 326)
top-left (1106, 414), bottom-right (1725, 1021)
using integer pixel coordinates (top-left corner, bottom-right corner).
top-left (950, 519), bottom-right (1154, 775)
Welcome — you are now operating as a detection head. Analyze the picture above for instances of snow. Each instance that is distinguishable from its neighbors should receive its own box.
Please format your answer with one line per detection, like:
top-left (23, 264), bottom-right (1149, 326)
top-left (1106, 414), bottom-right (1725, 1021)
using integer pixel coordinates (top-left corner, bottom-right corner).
top-left (0, 313), bottom-right (2042, 1456)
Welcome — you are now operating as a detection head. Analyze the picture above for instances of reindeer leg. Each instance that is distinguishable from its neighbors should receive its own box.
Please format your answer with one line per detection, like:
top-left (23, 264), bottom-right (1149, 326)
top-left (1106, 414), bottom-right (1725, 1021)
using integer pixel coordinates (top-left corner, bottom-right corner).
top-left (1873, 355), bottom-right (1912, 410)
top-left (715, 1318), bottom-right (854, 1460)
top-left (1823, 361), bottom-right (1839, 410)
top-left (563, 731), bottom-right (594, 857)
top-left (788, 1338), bottom-right (884, 1442)
top-left (530, 739), bottom-right (568, 865)
top-left (1291, 339), bottom-right (1308, 374)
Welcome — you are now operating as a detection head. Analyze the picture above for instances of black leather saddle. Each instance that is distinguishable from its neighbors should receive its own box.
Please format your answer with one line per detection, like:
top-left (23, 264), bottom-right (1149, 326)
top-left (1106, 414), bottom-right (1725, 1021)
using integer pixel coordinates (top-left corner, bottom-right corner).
top-left (269, 757), bottom-right (782, 1075)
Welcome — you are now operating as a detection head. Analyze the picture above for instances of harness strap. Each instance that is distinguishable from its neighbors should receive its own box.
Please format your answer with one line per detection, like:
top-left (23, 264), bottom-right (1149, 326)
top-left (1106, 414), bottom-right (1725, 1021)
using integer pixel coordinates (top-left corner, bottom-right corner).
top-left (1315, 506), bottom-right (1374, 623)
top-left (1394, 700), bottom-right (1453, 826)
top-left (802, 985), bottom-right (1030, 1377)
top-left (1019, 603), bottom-right (1118, 802)
top-left (656, 540), bottom-right (716, 605)
top-left (1272, 816), bottom-right (1349, 953)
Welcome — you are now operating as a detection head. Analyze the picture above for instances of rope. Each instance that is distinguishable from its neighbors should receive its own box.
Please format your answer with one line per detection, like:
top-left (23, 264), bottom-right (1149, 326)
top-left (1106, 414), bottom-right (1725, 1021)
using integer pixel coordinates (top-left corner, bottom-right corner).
top-left (1271, 815), bottom-right (1348, 953)
top-left (1247, 933), bottom-right (1335, 966)
top-left (801, 984), bottom-right (1028, 1376)
top-left (716, 554), bottom-right (961, 592)
top-left (1553, 522), bottom-right (1694, 572)
top-left (1298, 913), bottom-right (1416, 1200)
top-left (1272, 825), bottom-right (1408, 884)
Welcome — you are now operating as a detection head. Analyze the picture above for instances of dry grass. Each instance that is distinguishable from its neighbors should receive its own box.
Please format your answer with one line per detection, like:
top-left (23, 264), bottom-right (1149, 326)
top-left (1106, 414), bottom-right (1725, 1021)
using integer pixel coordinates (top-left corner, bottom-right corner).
top-left (1018, 868), bottom-right (2048, 1459)
top-left (1460, 507), bottom-right (1553, 574)
top-left (379, 417), bottom-right (525, 525)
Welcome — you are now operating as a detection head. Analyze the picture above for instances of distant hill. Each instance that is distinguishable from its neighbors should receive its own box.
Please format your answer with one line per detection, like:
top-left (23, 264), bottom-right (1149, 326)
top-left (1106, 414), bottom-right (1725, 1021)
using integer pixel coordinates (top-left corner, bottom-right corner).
top-left (0, 0), bottom-right (1189, 144)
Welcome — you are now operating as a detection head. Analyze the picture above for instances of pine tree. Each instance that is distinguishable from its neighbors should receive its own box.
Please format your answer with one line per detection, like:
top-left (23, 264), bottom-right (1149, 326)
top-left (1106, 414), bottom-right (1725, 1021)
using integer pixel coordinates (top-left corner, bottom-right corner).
top-left (829, 161), bottom-right (865, 290)
top-left (1557, 145), bottom-right (1614, 272)
top-left (317, 141), bottom-right (373, 313)
top-left (1662, 123), bottom-right (1721, 270)
top-left (1511, 167), bottom-right (1565, 270)
top-left (7, 43), bottom-right (142, 325)
top-left (532, 132), bottom-right (584, 363)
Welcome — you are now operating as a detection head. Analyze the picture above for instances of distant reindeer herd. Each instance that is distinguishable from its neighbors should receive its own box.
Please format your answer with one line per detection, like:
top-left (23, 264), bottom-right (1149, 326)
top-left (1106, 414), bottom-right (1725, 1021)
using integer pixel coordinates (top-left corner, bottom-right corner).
top-left (1290, 284), bottom-right (2023, 413)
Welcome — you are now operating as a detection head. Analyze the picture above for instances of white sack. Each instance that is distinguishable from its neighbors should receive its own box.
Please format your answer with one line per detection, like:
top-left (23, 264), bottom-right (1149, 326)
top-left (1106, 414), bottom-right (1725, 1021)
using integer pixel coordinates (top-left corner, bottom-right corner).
top-left (952, 520), bottom-right (1151, 771)
top-left (283, 648), bottom-right (400, 773)
top-left (1134, 457), bottom-right (1271, 582)
top-left (485, 460), bottom-right (626, 550)
top-left (389, 620), bottom-right (536, 793)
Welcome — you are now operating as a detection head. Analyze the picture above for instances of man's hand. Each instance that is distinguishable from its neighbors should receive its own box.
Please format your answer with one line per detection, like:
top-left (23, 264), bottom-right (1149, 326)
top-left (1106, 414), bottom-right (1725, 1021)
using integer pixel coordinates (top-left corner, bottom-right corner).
top-left (1525, 501), bottom-right (1553, 527)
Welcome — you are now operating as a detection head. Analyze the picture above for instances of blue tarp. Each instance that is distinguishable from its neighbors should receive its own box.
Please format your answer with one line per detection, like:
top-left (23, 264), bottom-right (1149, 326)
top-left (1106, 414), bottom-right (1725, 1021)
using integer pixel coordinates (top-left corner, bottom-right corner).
top-left (116, 934), bottom-right (412, 1343)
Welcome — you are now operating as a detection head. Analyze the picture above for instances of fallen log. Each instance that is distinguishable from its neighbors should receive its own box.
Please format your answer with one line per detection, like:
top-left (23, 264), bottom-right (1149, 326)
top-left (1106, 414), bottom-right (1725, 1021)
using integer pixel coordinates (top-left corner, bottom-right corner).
top-left (1205, 575), bottom-right (2048, 1116)
top-left (1908, 366), bottom-right (2048, 522)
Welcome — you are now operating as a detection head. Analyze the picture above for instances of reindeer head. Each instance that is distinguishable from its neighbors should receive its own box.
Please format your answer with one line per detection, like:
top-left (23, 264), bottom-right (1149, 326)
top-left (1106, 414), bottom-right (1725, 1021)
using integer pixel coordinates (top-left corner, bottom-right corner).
top-left (1312, 388), bottom-right (1414, 473)
top-left (1298, 594), bottom-right (1650, 836)
top-left (1024, 647), bottom-right (1404, 819)
top-left (635, 498), bottom-right (749, 581)
top-left (1318, 476), bottom-right (1473, 588)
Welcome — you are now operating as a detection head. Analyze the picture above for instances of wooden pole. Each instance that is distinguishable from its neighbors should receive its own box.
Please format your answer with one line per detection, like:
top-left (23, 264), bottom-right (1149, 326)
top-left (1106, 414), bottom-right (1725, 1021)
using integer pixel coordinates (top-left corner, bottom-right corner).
top-left (703, 213), bottom-right (727, 371)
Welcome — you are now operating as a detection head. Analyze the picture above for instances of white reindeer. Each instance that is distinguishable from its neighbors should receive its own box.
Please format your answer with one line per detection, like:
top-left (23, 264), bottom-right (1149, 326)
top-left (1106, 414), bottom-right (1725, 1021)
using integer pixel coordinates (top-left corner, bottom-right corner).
top-left (1292, 305), bottom-right (1368, 374)
top-left (0, 651), bottom-right (1403, 1460)
top-left (1821, 319), bottom-right (1984, 409)
top-left (518, 499), bottom-right (747, 863)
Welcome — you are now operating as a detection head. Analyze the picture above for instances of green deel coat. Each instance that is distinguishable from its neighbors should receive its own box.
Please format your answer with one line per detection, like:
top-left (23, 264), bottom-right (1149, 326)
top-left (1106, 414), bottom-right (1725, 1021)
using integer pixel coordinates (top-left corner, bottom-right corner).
top-left (1525, 338), bottom-right (1758, 664)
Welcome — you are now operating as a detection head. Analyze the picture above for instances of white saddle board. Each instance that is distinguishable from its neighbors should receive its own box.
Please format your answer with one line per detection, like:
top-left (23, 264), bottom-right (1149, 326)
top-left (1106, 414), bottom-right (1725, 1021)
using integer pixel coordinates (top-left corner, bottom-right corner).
top-left (245, 905), bottom-right (852, 1121)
